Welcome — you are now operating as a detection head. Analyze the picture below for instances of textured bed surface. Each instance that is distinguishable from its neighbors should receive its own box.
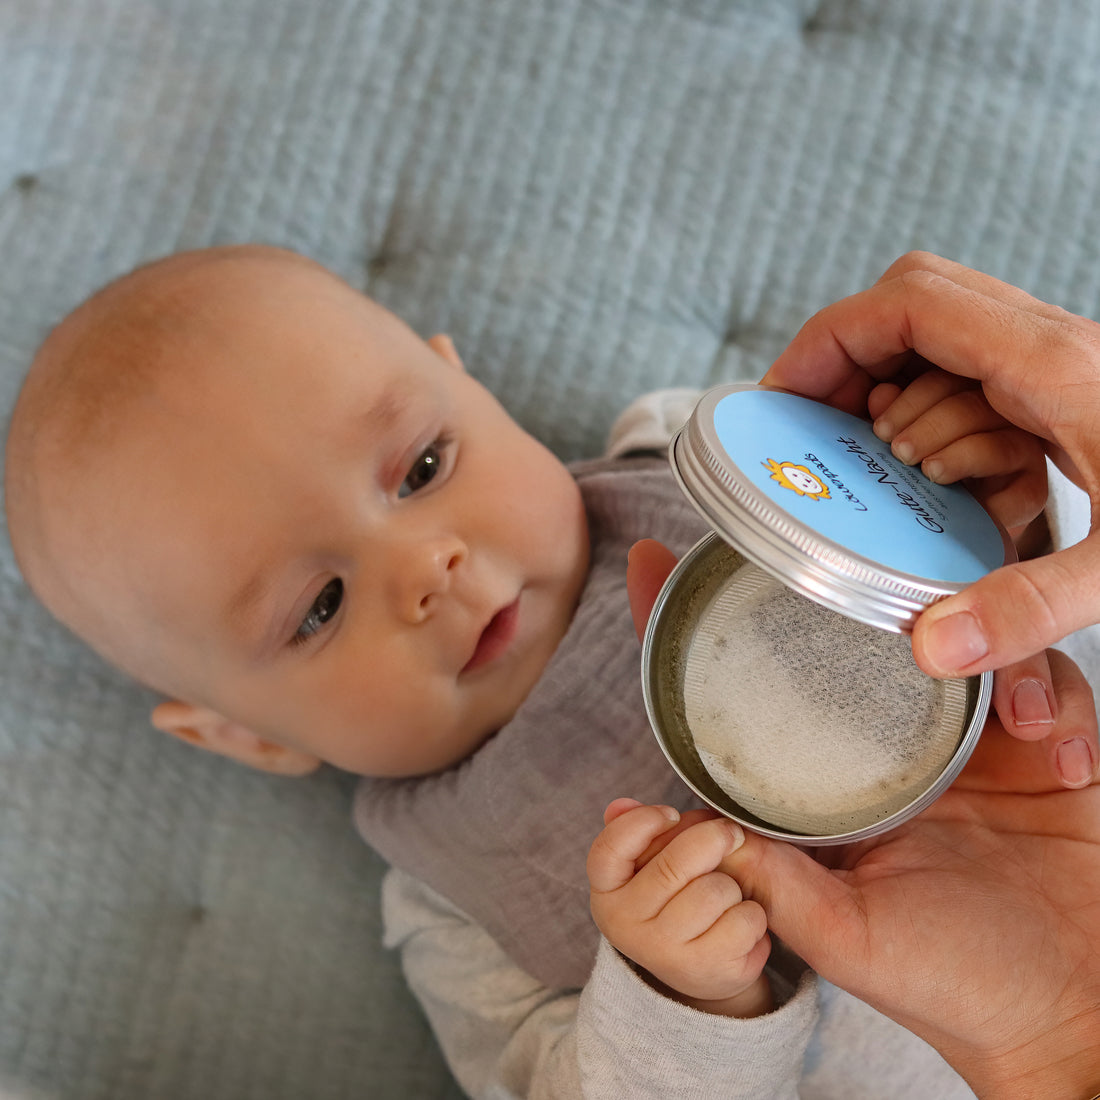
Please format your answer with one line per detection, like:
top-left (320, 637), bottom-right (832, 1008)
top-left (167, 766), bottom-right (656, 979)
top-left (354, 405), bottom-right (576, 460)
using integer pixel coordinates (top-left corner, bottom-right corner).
top-left (3, 1), bottom-right (1100, 1096)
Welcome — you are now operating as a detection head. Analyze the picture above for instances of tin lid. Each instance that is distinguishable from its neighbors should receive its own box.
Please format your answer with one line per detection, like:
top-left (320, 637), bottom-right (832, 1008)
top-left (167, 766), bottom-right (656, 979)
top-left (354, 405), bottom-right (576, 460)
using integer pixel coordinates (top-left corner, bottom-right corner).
top-left (670, 384), bottom-right (1013, 632)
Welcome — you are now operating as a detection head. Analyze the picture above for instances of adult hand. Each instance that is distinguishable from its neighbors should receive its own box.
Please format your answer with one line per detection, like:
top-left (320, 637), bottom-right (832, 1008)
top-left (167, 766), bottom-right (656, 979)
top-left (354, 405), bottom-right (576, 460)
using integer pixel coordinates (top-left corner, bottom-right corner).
top-left (761, 251), bottom-right (1100, 671)
top-left (627, 539), bottom-right (1100, 1099)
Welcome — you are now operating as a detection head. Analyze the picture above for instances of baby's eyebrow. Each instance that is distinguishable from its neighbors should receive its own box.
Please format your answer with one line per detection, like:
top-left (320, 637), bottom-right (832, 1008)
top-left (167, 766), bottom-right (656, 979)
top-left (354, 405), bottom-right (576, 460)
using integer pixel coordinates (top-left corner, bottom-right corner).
top-left (223, 567), bottom-right (279, 651)
top-left (359, 382), bottom-right (413, 440)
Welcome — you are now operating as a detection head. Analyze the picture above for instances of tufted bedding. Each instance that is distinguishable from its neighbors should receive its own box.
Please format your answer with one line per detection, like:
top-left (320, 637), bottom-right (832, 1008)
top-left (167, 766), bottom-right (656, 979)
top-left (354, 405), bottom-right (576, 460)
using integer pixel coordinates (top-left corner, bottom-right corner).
top-left (3, 1), bottom-right (1100, 1096)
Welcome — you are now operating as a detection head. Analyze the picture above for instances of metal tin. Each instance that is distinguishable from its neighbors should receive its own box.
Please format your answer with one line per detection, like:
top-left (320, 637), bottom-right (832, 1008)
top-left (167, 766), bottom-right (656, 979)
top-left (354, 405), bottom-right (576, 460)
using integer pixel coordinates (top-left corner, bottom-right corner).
top-left (643, 533), bottom-right (992, 844)
top-left (670, 385), bottom-right (1015, 633)
top-left (642, 384), bottom-right (1006, 844)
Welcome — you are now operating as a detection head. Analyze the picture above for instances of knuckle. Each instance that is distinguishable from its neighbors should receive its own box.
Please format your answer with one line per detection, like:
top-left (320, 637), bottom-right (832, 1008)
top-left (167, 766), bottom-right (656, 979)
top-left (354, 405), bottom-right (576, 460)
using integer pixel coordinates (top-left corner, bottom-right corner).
top-left (585, 833), bottom-right (615, 876)
top-left (649, 853), bottom-right (686, 893)
top-left (694, 870), bottom-right (743, 910)
top-left (989, 564), bottom-right (1070, 651)
top-left (741, 899), bottom-right (769, 942)
top-left (1003, 428), bottom-right (1047, 470)
top-left (1034, 315), bottom-right (1100, 385)
top-left (895, 265), bottom-right (949, 299)
top-left (884, 250), bottom-right (943, 281)
top-left (953, 386), bottom-right (997, 424)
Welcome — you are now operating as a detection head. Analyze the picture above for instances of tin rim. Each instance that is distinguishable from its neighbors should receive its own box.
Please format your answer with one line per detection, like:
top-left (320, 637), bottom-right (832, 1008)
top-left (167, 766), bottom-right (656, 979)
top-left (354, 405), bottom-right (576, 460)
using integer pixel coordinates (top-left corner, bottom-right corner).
top-left (641, 532), bottom-right (992, 845)
top-left (670, 384), bottom-right (1015, 633)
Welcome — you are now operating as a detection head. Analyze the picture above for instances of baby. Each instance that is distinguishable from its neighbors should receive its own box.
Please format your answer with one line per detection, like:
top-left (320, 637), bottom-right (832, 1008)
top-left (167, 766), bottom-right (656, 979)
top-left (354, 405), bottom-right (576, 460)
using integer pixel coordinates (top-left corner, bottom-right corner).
top-left (3, 245), bottom-right (989, 1096)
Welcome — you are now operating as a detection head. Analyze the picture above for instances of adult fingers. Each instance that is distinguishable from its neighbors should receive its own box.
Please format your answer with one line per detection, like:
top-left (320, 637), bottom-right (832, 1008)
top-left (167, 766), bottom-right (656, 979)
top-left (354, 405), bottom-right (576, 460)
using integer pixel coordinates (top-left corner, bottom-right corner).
top-left (869, 369), bottom-right (984, 444)
top-left (627, 539), bottom-right (678, 641)
top-left (922, 430), bottom-right (1046, 487)
top-left (718, 832), bottom-right (867, 986)
top-left (763, 255), bottom-right (1099, 462)
top-left (875, 251), bottom-right (1071, 324)
top-left (967, 649), bottom-right (1098, 793)
top-left (990, 653), bottom-right (1057, 744)
top-left (911, 536), bottom-right (1100, 677)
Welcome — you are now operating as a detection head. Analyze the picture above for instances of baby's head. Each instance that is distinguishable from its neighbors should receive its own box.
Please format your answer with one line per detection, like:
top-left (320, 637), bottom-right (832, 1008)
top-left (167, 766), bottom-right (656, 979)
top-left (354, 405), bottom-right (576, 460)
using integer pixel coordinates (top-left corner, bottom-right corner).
top-left (4, 246), bottom-right (590, 777)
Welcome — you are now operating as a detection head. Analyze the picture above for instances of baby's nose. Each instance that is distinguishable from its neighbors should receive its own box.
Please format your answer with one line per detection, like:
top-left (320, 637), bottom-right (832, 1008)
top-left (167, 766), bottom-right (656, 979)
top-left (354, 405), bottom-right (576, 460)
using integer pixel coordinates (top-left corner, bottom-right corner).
top-left (394, 536), bottom-right (467, 623)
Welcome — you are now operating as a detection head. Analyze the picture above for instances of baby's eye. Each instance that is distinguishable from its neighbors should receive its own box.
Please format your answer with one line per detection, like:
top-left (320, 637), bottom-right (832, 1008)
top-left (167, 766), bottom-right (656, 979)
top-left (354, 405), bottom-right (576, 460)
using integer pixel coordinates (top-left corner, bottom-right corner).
top-left (294, 578), bottom-right (344, 644)
top-left (399, 441), bottom-right (445, 498)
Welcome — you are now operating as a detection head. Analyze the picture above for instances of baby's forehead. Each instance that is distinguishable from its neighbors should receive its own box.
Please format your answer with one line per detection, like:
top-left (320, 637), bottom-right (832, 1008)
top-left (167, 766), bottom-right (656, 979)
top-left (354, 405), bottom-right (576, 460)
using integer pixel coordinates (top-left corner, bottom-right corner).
top-left (6, 247), bottom-right (404, 692)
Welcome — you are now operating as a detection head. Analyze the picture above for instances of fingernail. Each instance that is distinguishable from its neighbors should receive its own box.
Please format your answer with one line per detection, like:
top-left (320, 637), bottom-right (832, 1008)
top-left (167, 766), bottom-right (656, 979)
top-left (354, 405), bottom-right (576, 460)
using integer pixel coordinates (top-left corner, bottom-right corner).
top-left (723, 821), bottom-right (745, 854)
top-left (892, 439), bottom-right (916, 465)
top-left (1057, 738), bottom-right (1096, 789)
top-left (923, 611), bottom-right (989, 673)
top-left (1011, 679), bottom-right (1054, 728)
top-left (657, 805), bottom-right (681, 823)
top-left (922, 459), bottom-right (944, 483)
top-left (873, 418), bottom-right (894, 442)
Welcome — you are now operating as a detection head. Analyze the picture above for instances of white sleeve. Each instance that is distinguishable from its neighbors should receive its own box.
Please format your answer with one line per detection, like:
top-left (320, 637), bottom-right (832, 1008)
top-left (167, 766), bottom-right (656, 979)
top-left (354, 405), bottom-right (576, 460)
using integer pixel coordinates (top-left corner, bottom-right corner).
top-left (605, 388), bottom-right (702, 458)
top-left (381, 867), bottom-right (818, 1100)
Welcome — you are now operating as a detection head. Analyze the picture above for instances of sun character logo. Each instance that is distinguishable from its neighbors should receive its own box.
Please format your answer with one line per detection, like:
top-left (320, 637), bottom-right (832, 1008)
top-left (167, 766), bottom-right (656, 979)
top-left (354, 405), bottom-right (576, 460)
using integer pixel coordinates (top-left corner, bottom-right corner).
top-left (763, 459), bottom-right (831, 501)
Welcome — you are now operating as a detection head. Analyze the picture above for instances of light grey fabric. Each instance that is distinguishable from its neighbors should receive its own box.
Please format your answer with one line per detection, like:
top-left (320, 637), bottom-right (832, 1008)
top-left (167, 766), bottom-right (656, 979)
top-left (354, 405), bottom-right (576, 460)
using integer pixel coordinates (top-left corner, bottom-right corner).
top-left (382, 869), bottom-right (971, 1099)
top-left (4, 1), bottom-right (1100, 1097)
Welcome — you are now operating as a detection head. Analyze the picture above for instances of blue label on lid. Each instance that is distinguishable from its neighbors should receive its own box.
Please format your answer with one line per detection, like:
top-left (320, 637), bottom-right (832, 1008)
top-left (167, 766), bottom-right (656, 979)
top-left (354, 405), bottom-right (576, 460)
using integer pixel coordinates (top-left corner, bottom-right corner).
top-left (712, 390), bottom-right (1005, 583)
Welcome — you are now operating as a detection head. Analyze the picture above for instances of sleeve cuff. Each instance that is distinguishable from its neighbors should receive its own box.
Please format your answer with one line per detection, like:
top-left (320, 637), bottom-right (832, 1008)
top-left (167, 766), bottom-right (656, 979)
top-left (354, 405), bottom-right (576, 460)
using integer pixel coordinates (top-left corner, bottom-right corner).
top-left (573, 937), bottom-right (818, 1098)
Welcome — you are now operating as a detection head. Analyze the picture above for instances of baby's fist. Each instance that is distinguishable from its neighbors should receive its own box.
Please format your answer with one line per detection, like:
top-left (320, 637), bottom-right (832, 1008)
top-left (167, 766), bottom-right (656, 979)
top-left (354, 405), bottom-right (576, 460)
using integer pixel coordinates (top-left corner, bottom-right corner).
top-left (587, 799), bottom-right (772, 1017)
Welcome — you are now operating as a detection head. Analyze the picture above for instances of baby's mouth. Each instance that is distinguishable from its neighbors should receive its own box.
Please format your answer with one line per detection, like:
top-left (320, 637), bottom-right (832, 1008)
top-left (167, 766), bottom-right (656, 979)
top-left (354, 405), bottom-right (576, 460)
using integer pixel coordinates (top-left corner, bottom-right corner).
top-left (462, 597), bottom-right (521, 673)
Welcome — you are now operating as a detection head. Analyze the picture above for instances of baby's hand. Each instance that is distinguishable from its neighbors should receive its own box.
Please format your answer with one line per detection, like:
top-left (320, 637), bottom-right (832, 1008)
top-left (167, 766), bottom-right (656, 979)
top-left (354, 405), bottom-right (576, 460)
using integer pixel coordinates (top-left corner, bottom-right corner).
top-left (869, 367), bottom-right (1047, 535)
top-left (587, 798), bottom-right (772, 1018)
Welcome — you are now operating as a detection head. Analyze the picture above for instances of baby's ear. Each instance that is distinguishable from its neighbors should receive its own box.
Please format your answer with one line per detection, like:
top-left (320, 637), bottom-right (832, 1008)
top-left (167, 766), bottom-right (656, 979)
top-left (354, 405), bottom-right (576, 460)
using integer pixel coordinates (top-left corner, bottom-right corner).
top-left (426, 333), bottom-right (465, 371)
top-left (149, 700), bottom-right (321, 776)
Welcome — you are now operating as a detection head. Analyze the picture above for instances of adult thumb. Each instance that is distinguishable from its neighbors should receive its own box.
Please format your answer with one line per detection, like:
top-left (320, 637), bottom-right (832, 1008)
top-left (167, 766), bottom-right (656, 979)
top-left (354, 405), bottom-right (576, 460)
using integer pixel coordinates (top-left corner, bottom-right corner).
top-left (911, 535), bottom-right (1100, 677)
top-left (721, 833), bottom-right (868, 986)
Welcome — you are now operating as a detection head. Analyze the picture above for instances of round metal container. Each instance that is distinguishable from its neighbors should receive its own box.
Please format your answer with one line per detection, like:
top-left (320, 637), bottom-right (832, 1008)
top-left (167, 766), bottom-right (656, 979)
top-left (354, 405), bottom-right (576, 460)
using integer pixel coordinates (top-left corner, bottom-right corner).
top-left (670, 385), bottom-right (1015, 632)
top-left (641, 384), bottom-right (1008, 844)
top-left (643, 533), bottom-right (992, 844)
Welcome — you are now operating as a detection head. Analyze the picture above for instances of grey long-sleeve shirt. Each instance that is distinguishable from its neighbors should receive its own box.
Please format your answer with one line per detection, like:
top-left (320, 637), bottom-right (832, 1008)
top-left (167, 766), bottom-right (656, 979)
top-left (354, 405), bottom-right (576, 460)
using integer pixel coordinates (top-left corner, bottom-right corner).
top-left (382, 867), bottom-right (972, 1099)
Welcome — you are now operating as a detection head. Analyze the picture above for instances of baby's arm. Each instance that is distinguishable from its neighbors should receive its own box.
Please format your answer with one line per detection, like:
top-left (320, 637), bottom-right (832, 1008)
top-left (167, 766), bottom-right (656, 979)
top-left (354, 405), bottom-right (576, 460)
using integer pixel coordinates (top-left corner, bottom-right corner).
top-left (587, 799), bottom-right (772, 1019)
top-left (868, 367), bottom-right (1047, 536)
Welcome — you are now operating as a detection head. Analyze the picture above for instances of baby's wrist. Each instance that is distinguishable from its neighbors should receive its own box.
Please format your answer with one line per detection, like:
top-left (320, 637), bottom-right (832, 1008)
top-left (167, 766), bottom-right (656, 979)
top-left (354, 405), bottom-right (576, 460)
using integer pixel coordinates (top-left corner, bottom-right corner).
top-left (644, 970), bottom-right (774, 1019)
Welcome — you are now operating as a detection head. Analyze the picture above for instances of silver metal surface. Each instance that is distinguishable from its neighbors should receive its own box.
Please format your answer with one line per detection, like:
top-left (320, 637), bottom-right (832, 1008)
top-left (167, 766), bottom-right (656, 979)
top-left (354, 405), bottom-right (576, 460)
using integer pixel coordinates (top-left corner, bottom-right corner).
top-left (641, 533), bottom-right (991, 845)
top-left (670, 384), bottom-right (1014, 633)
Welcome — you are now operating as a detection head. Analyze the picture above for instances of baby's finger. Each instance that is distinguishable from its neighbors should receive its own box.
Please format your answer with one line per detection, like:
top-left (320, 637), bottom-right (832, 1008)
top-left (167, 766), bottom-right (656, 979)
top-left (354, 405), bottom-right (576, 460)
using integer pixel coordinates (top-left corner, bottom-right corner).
top-left (602, 796), bottom-right (646, 826)
top-left (627, 818), bottom-right (745, 920)
top-left (698, 901), bottom-right (771, 971)
top-left (656, 870), bottom-right (746, 942)
top-left (588, 803), bottom-right (682, 894)
top-left (634, 808), bottom-right (724, 870)
top-left (670, 902), bottom-right (772, 1000)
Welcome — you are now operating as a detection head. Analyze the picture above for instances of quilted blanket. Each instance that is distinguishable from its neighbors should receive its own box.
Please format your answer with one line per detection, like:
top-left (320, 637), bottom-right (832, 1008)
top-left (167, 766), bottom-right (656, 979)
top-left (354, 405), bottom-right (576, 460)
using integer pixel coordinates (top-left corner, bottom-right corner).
top-left (3, 1), bottom-right (1100, 1096)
